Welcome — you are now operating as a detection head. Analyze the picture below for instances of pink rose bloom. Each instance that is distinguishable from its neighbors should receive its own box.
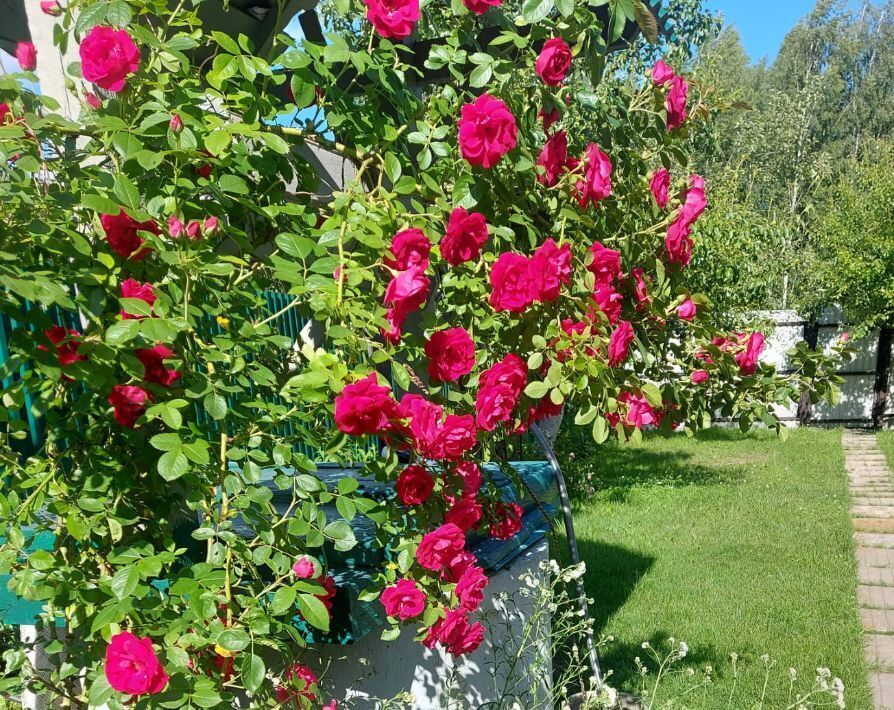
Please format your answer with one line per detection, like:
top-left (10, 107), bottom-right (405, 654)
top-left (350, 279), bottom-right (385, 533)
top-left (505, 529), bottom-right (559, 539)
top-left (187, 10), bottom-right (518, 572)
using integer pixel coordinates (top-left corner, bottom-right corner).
top-left (665, 175), bottom-right (707, 266)
top-left (651, 59), bottom-right (675, 85)
top-left (691, 369), bottom-right (709, 384)
top-left (85, 92), bottom-right (102, 109)
top-left (443, 550), bottom-right (476, 584)
top-left (736, 332), bottom-right (765, 375)
top-left (416, 523), bottom-right (466, 572)
top-left (529, 395), bottom-right (564, 425)
top-left (323, 701), bottom-right (339, 710)
top-left (104, 631), bottom-right (168, 695)
top-left (538, 107), bottom-right (560, 131)
top-left (619, 391), bottom-right (660, 429)
top-left (136, 345), bottom-right (181, 387)
top-left (445, 495), bottom-right (483, 531)
top-left (575, 143), bottom-right (612, 209)
top-left (108, 385), bottom-right (150, 428)
top-left (40, 0), bottom-right (62, 16)
top-left (475, 383), bottom-right (518, 432)
top-left (455, 564), bottom-right (488, 611)
top-left (0, 103), bottom-right (11, 124)
top-left (479, 353), bottom-right (527, 395)
top-left (458, 94), bottom-right (518, 169)
top-left (454, 461), bottom-right (483, 496)
top-left (632, 268), bottom-right (651, 306)
top-left (80, 26), bottom-right (140, 92)
top-left (489, 501), bottom-right (522, 540)
top-left (463, 0), bottom-right (501, 14)
top-left (396, 464), bottom-right (435, 506)
top-left (276, 663), bottom-right (318, 704)
top-left (16, 42), bottom-right (37, 71)
top-left (676, 298), bottom-right (697, 321)
top-left (537, 130), bottom-right (569, 187)
top-left (292, 555), bottom-right (318, 579)
top-left (666, 75), bottom-right (689, 131)
top-left (382, 266), bottom-right (430, 342)
top-left (442, 207), bottom-right (488, 266)
top-left (608, 320), bottom-right (634, 366)
top-left (426, 327), bottom-right (476, 383)
top-left (40, 327), bottom-right (85, 368)
top-left (588, 242), bottom-right (622, 286)
top-left (535, 37), bottom-right (572, 86)
top-left (437, 609), bottom-right (485, 656)
top-left (433, 415), bottom-right (477, 461)
top-left (530, 238), bottom-right (571, 302)
top-left (334, 373), bottom-right (398, 436)
top-left (593, 283), bottom-right (623, 325)
top-left (120, 279), bottom-right (156, 320)
top-left (101, 210), bottom-right (159, 261)
top-left (386, 228), bottom-right (431, 271)
top-left (489, 252), bottom-right (534, 314)
top-left (381, 578), bottom-right (426, 620)
top-left (650, 167), bottom-right (671, 208)
top-left (364, 0), bottom-right (420, 38)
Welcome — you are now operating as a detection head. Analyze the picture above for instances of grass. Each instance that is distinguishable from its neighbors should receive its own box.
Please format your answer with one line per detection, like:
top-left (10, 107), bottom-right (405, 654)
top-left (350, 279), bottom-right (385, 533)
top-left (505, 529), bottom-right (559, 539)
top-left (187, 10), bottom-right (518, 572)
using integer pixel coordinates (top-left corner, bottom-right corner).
top-left (879, 431), bottom-right (894, 471)
top-left (556, 426), bottom-right (872, 708)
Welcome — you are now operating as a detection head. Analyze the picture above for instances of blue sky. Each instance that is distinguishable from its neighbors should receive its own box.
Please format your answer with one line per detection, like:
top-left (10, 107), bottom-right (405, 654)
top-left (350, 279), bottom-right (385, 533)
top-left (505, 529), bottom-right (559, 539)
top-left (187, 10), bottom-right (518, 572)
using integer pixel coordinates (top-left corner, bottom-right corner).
top-left (705, 0), bottom-right (816, 64)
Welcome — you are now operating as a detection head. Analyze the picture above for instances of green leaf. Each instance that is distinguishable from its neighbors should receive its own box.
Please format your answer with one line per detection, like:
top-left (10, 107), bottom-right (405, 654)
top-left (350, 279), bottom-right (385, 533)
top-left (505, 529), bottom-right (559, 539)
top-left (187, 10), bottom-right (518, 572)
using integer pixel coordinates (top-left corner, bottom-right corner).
top-left (112, 132), bottom-right (143, 160)
top-left (521, 0), bottom-right (555, 23)
top-left (242, 653), bottom-right (265, 693)
top-left (104, 0), bottom-right (132, 27)
top-left (641, 383), bottom-right (662, 407)
top-left (105, 319), bottom-right (141, 346)
top-left (592, 415), bottom-right (609, 444)
top-left (384, 152), bottom-right (402, 183)
top-left (113, 174), bottom-right (141, 212)
top-left (297, 593), bottom-right (330, 632)
top-left (556, 0), bottom-right (574, 17)
top-left (631, 0), bottom-right (658, 43)
top-left (211, 31), bottom-right (241, 54)
top-left (204, 392), bottom-right (227, 420)
top-left (469, 64), bottom-right (493, 88)
top-left (110, 565), bottom-right (139, 600)
top-left (261, 132), bottom-right (290, 155)
top-left (119, 297), bottom-right (153, 318)
top-left (150, 433), bottom-right (182, 452)
top-left (524, 381), bottom-right (550, 399)
top-left (182, 441), bottom-right (210, 465)
top-left (157, 448), bottom-right (189, 481)
top-left (216, 628), bottom-right (250, 652)
top-left (205, 129), bottom-right (231, 156)
top-left (271, 585), bottom-right (297, 614)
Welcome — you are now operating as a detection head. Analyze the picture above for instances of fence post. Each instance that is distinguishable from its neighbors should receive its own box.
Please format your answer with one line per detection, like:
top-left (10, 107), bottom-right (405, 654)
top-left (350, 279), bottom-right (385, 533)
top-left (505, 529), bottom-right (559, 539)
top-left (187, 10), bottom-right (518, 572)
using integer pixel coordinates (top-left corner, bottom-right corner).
top-left (797, 318), bottom-right (820, 425)
top-left (873, 325), bottom-right (893, 429)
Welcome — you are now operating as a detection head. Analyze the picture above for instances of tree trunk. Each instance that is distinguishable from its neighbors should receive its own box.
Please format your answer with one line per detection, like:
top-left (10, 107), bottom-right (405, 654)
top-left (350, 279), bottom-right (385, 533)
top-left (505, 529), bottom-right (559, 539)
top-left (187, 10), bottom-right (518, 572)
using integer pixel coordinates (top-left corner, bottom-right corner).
top-left (873, 325), bottom-right (893, 429)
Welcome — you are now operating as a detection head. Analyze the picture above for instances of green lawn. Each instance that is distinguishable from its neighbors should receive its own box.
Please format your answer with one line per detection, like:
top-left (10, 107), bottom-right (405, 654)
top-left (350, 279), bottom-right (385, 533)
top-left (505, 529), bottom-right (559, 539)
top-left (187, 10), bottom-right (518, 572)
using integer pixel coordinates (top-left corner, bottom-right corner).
top-left (557, 426), bottom-right (872, 708)
top-left (879, 431), bottom-right (894, 471)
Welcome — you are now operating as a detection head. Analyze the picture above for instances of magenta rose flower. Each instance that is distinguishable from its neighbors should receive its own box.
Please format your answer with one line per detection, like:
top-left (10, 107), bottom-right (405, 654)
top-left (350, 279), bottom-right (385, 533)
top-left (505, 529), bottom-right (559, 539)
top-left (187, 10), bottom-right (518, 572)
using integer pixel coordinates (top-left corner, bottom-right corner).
top-left (363, 0), bottom-right (420, 39)
top-left (650, 167), bottom-right (671, 208)
top-left (479, 353), bottom-right (527, 395)
top-left (292, 555), bottom-right (319, 579)
top-left (396, 464), bottom-right (435, 506)
top-left (386, 228), bottom-right (430, 271)
top-left (441, 207), bottom-right (488, 266)
top-left (425, 327), bottom-right (475, 383)
top-left (381, 578), bottom-right (426, 620)
top-left (454, 461), bottom-right (483, 496)
top-left (535, 37), bottom-right (572, 86)
top-left (40, 327), bottom-right (85, 368)
top-left (588, 241), bottom-right (622, 286)
top-left (489, 252), bottom-right (535, 314)
top-left (101, 210), bottom-right (159, 261)
top-left (531, 238), bottom-right (571, 302)
top-left (593, 283), bottom-right (623, 325)
top-left (276, 663), bottom-right (318, 704)
top-left (539, 107), bottom-right (560, 131)
top-left (475, 383), bottom-right (518, 432)
top-left (666, 75), bottom-right (689, 131)
top-left (489, 501), bottom-right (522, 540)
top-left (463, 0), bottom-right (501, 14)
top-left (0, 103), bottom-right (11, 124)
top-left (104, 631), bottom-right (168, 695)
top-left (436, 609), bottom-right (485, 656)
top-left (80, 26), bottom-right (140, 92)
top-left (651, 59), bottom-right (675, 85)
top-left (120, 279), bottom-right (156, 320)
top-left (16, 42), bottom-right (37, 71)
top-left (632, 267), bottom-right (651, 307)
top-left (40, 0), bottom-right (62, 16)
top-left (334, 373), bottom-right (398, 435)
top-left (676, 298), bottom-right (697, 321)
top-left (619, 391), bottom-right (660, 429)
top-left (608, 320), bottom-right (634, 367)
top-left (691, 369), bottom-right (710, 384)
top-left (382, 266), bottom-right (430, 342)
top-left (136, 345), bottom-right (181, 387)
top-left (416, 523), bottom-right (466, 572)
top-left (455, 564), bottom-right (488, 611)
top-left (736, 332), bottom-right (765, 375)
top-left (435, 414), bottom-right (478, 461)
top-left (537, 130), bottom-right (569, 187)
top-left (665, 174), bottom-right (707, 266)
top-left (445, 495), bottom-right (483, 531)
top-left (575, 143), bottom-right (613, 208)
top-left (108, 385), bottom-right (150, 428)
top-left (457, 94), bottom-right (518, 169)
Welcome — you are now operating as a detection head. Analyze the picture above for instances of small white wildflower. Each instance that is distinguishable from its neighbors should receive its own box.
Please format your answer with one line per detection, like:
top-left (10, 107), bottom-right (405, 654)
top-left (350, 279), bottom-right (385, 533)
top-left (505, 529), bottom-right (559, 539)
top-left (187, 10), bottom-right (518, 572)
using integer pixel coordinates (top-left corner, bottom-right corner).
top-left (679, 641), bottom-right (688, 657)
top-left (788, 667), bottom-right (797, 681)
top-left (642, 641), bottom-right (650, 649)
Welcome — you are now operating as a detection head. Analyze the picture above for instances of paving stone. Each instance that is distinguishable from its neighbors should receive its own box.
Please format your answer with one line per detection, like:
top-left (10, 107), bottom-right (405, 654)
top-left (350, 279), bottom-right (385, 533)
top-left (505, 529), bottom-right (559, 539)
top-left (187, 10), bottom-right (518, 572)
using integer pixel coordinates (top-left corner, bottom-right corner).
top-left (872, 672), bottom-right (894, 709)
top-left (854, 519), bottom-right (894, 534)
top-left (853, 506), bottom-right (894, 518)
top-left (856, 533), bottom-right (894, 549)
top-left (862, 608), bottom-right (894, 633)
top-left (860, 586), bottom-right (894, 609)
top-left (866, 635), bottom-right (894, 671)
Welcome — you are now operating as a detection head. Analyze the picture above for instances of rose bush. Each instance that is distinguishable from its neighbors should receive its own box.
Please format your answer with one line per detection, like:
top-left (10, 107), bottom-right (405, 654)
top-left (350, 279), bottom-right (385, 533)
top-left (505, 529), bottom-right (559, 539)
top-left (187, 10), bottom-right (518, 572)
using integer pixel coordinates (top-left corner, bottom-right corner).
top-left (0, 0), bottom-right (849, 707)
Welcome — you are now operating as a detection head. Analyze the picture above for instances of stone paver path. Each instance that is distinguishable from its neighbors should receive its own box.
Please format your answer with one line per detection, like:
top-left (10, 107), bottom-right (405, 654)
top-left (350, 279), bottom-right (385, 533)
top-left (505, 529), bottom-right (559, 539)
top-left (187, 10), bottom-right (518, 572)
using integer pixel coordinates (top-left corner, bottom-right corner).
top-left (845, 429), bottom-right (894, 708)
